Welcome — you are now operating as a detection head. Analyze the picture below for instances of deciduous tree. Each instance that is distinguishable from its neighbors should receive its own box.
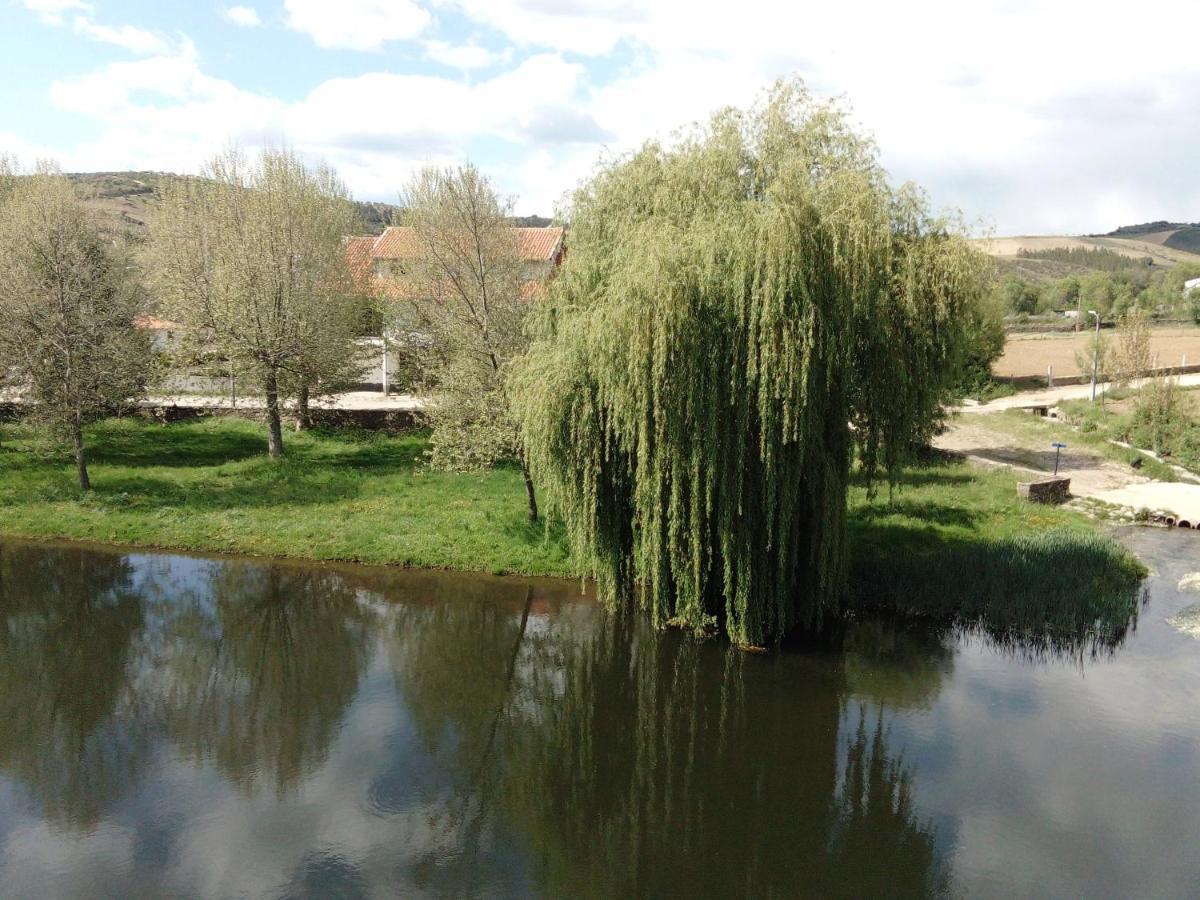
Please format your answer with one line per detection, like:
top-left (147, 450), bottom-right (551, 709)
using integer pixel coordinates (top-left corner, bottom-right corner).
top-left (1112, 306), bottom-right (1152, 387)
top-left (147, 147), bottom-right (361, 457)
top-left (399, 164), bottom-right (539, 521)
top-left (0, 163), bottom-right (149, 489)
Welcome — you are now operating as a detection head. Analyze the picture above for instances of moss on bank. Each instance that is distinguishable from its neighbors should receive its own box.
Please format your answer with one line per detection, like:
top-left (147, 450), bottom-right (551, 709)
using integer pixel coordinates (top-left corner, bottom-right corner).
top-left (0, 418), bottom-right (1145, 634)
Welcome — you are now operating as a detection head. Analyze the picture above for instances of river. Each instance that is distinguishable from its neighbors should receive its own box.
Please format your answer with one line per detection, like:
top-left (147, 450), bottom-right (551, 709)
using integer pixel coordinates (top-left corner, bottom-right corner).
top-left (0, 529), bottom-right (1196, 898)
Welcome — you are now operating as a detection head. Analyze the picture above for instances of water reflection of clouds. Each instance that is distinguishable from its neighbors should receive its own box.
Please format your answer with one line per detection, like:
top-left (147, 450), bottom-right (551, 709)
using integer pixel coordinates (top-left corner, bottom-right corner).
top-left (882, 529), bottom-right (1200, 899)
top-left (1, 533), bottom-right (1199, 897)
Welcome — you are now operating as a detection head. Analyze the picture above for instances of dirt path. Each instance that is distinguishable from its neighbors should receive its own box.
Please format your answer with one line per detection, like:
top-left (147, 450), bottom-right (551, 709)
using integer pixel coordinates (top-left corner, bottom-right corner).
top-left (935, 411), bottom-right (1200, 525)
top-left (958, 372), bottom-right (1200, 414)
top-left (933, 415), bottom-right (1148, 495)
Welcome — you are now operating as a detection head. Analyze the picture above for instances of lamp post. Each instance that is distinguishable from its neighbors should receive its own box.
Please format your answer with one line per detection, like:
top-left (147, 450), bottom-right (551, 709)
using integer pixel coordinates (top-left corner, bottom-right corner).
top-left (1088, 309), bottom-right (1100, 402)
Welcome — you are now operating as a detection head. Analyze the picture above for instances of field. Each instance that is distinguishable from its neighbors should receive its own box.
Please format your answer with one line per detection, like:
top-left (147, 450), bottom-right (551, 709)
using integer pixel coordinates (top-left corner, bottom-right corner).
top-left (996, 327), bottom-right (1200, 379)
top-left (976, 234), bottom-right (1200, 267)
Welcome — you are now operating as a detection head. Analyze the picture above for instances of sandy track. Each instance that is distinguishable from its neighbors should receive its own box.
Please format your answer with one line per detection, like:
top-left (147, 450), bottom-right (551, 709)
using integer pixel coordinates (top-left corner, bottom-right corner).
top-left (935, 413), bottom-right (1200, 524)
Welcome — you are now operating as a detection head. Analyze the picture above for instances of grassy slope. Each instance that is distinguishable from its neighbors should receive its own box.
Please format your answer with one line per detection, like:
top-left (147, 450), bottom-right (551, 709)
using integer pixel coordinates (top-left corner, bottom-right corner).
top-left (978, 407), bottom-right (1182, 482)
top-left (1058, 387), bottom-right (1200, 474)
top-left (0, 419), bottom-right (1144, 632)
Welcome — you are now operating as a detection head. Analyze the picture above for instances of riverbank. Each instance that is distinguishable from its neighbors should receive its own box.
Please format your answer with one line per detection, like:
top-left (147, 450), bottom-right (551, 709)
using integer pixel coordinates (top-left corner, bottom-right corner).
top-left (0, 418), bottom-right (1144, 612)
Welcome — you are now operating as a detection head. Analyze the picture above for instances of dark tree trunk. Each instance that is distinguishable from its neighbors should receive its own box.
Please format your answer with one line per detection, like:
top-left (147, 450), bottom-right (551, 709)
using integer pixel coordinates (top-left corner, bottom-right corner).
top-left (520, 454), bottom-right (538, 523)
top-left (296, 381), bottom-right (312, 431)
top-left (264, 367), bottom-right (285, 459)
top-left (71, 419), bottom-right (91, 491)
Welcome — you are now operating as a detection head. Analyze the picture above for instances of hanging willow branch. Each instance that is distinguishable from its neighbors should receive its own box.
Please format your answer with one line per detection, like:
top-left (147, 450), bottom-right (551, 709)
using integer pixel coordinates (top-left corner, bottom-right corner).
top-left (510, 80), bottom-right (990, 648)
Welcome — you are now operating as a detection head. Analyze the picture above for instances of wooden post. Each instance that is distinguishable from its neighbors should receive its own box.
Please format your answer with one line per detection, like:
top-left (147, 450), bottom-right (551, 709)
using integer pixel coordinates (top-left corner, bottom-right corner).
top-left (381, 337), bottom-right (389, 396)
top-left (1047, 365), bottom-right (1053, 388)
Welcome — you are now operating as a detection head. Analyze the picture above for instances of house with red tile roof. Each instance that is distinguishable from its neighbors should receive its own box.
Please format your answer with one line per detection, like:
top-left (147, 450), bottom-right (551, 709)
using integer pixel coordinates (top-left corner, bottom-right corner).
top-left (346, 225), bottom-right (565, 301)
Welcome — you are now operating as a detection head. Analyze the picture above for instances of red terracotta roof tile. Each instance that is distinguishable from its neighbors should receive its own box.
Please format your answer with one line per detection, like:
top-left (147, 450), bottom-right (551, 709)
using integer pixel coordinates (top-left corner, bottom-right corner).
top-left (133, 314), bottom-right (184, 330)
top-left (344, 235), bottom-right (376, 290)
top-left (371, 225), bottom-right (563, 263)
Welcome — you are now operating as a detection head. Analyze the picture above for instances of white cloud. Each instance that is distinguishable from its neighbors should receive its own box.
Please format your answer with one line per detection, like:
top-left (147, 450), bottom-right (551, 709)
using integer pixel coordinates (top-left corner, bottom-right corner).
top-left (72, 16), bottom-right (173, 55)
top-left (436, 0), bottom-right (1200, 230)
top-left (284, 0), bottom-right (430, 51)
top-left (423, 40), bottom-right (503, 70)
top-left (223, 5), bottom-right (261, 28)
top-left (18, 0), bottom-right (91, 25)
top-left (22, 0), bottom-right (1200, 229)
top-left (43, 46), bottom-right (600, 211)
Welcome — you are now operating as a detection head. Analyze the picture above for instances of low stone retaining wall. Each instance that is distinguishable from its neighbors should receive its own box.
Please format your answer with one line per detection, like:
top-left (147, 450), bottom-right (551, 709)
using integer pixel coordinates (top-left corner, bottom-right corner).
top-left (1017, 477), bottom-right (1071, 504)
top-left (135, 405), bottom-right (423, 432)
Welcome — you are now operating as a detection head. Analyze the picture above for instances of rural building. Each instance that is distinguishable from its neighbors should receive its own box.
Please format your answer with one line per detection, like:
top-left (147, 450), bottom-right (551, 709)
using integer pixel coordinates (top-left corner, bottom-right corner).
top-left (345, 225), bottom-right (566, 301)
top-left (1184, 276), bottom-right (1200, 296)
top-left (345, 224), bottom-right (565, 391)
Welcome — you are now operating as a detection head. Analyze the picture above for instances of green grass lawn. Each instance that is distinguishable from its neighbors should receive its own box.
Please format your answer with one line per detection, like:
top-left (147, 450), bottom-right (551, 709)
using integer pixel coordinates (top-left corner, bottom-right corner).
top-left (0, 417), bottom-right (572, 575)
top-left (984, 407), bottom-right (1182, 482)
top-left (0, 417), bottom-right (1144, 642)
top-left (847, 457), bottom-right (1146, 648)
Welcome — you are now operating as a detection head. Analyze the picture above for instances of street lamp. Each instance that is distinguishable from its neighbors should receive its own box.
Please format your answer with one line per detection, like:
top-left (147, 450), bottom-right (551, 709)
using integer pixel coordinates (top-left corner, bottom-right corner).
top-left (1088, 309), bottom-right (1101, 402)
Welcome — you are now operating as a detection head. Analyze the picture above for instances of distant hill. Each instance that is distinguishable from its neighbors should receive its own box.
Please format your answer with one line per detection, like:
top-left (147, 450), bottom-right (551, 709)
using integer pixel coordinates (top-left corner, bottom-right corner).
top-left (66, 171), bottom-right (403, 238)
top-left (1096, 221), bottom-right (1200, 255)
top-left (65, 171), bottom-right (554, 239)
top-left (974, 223), bottom-right (1200, 282)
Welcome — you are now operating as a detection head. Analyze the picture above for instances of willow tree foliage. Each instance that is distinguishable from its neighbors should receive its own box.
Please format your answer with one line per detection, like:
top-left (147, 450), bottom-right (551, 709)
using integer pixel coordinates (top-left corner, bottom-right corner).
top-left (510, 81), bottom-right (991, 648)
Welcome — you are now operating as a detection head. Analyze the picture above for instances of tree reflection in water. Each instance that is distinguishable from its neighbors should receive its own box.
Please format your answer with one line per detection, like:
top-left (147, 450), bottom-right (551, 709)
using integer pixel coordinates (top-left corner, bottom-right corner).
top-left (501, 612), bottom-right (948, 898)
top-left (0, 543), bottom-right (147, 830)
top-left (0, 540), bottom-right (1151, 897)
top-left (156, 561), bottom-right (372, 795)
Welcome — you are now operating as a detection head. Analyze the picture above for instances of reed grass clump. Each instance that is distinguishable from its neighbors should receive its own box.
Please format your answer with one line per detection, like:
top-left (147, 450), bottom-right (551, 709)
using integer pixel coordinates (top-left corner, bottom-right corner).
top-left (848, 528), bottom-right (1146, 655)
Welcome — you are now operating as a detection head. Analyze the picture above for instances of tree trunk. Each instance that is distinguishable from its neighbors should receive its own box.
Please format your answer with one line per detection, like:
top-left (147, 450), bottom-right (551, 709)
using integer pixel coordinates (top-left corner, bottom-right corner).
top-left (296, 381), bottom-right (312, 431)
top-left (72, 419), bottom-right (91, 491)
top-left (520, 454), bottom-right (538, 523)
top-left (264, 367), bottom-right (285, 459)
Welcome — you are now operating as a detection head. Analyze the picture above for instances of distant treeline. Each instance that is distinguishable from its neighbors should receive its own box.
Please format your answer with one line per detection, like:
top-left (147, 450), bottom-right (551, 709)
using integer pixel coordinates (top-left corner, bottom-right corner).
top-left (1017, 246), bottom-right (1152, 272)
top-left (996, 261), bottom-right (1200, 323)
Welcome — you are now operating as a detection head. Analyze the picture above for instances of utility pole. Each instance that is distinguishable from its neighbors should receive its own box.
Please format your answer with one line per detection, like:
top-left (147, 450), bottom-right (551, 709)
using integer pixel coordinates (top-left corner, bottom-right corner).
top-left (1089, 309), bottom-right (1100, 402)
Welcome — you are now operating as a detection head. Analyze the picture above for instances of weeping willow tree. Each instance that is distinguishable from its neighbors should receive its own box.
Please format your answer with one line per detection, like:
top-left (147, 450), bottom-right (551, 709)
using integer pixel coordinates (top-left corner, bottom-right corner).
top-left (510, 80), bottom-right (991, 648)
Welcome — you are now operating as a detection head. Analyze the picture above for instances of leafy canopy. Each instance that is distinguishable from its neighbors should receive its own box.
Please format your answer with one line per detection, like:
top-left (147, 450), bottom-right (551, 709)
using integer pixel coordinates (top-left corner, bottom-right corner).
top-left (511, 80), bottom-right (991, 647)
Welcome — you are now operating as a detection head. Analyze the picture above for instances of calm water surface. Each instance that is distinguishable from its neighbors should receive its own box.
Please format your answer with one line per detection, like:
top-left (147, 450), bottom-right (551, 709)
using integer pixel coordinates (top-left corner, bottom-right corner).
top-left (0, 530), bottom-right (1197, 899)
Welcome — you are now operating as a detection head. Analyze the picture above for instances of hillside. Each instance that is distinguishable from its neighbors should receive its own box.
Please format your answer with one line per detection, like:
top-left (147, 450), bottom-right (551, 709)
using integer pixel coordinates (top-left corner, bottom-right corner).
top-left (67, 171), bottom-right (555, 238)
top-left (1099, 221), bottom-right (1200, 254)
top-left (975, 224), bottom-right (1200, 282)
top-left (66, 171), bottom-right (403, 237)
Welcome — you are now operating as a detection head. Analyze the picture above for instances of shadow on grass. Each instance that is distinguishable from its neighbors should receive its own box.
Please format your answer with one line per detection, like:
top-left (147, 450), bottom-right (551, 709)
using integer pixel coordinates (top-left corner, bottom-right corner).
top-left (851, 455), bottom-right (977, 492)
top-left (86, 420), bottom-right (267, 468)
top-left (847, 519), bottom-right (1147, 660)
top-left (852, 500), bottom-right (979, 529)
top-left (287, 432), bottom-right (426, 471)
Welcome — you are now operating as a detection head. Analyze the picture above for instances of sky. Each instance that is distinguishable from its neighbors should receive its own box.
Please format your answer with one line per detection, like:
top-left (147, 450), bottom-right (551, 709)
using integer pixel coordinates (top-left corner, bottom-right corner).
top-left (1, 0), bottom-right (1198, 234)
